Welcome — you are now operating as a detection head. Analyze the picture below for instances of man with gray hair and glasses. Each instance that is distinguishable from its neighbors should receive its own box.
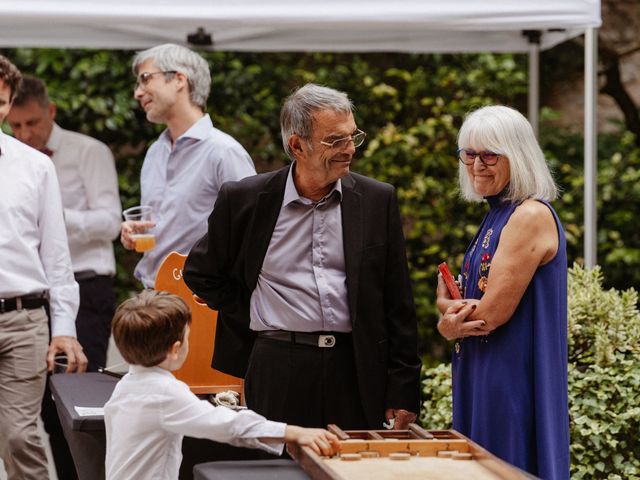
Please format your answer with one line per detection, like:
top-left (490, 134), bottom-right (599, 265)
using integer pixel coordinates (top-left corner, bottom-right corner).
top-left (185, 83), bottom-right (421, 432)
top-left (121, 44), bottom-right (255, 288)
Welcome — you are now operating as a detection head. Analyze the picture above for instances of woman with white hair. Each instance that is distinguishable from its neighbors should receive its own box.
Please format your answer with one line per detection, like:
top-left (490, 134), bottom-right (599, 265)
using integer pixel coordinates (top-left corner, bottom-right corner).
top-left (436, 105), bottom-right (569, 479)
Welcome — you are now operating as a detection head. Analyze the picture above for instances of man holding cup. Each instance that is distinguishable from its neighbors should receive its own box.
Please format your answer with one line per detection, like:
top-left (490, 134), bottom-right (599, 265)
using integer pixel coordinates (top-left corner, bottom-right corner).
top-left (120, 44), bottom-right (255, 287)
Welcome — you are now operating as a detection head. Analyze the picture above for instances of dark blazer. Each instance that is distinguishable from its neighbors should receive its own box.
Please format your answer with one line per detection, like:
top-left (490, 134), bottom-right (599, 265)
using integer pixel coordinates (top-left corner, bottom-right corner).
top-left (184, 165), bottom-right (421, 427)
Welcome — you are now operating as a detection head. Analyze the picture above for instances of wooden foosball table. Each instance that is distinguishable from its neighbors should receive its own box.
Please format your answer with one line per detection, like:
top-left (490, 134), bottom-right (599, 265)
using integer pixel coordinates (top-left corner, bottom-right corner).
top-left (289, 424), bottom-right (534, 480)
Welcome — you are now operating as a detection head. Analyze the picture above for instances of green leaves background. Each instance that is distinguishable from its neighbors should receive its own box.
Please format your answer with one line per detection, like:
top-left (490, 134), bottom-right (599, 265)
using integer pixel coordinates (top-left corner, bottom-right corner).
top-left (1, 47), bottom-right (638, 364)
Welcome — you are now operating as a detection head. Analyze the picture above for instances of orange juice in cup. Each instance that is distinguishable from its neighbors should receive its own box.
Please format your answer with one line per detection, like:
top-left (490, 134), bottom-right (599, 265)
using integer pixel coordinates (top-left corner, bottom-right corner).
top-left (123, 205), bottom-right (156, 252)
top-left (132, 233), bottom-right (156, 252)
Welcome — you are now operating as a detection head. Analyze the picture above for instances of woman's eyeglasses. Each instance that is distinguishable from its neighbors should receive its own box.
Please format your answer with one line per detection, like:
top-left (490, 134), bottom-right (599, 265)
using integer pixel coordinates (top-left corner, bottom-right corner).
top-left (457, 148), bottom-right (502, 166)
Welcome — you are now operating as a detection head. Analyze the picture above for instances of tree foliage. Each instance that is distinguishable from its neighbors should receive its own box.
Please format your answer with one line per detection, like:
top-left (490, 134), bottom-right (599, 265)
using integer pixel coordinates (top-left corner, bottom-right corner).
top-left (1, 47), bottom-right (638, 363)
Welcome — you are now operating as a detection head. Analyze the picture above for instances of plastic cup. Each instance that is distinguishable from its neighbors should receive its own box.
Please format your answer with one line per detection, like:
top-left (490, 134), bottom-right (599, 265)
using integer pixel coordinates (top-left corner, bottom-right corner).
top-left (123, 205), bottom-right (156, 252)
top-left (53, 354), bottom-right (68, 374)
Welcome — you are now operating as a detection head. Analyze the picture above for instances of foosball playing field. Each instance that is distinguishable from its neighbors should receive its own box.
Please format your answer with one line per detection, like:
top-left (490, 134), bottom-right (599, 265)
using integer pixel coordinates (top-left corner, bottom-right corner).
top-left (289, 424), bottom-right (532, 480)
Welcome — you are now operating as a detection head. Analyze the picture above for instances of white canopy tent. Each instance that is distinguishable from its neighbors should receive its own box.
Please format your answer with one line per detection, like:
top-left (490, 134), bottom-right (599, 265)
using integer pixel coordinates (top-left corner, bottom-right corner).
top-left (0, 0), bottom-right (602, 264)
top-left (0, 1), bottom-right (598, 52)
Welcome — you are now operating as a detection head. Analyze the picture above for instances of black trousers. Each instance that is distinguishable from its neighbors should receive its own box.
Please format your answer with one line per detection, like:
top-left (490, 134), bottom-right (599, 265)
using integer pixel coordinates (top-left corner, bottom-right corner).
top-left (74, 275), bottom-right (115, 372)
top-left (42, 275), bottom-right (115, 480)
top-left (245, 335), bottom-right (368, 432)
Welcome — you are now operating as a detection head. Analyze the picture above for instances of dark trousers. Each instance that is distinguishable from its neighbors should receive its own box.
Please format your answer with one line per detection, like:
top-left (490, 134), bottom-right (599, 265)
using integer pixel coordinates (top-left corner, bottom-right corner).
top-left (43, 275), bottom-right (115, 480)
top-left (245, 335), bottom-right (368, 432)
top-left (74, 276), bottom-right (115, 372)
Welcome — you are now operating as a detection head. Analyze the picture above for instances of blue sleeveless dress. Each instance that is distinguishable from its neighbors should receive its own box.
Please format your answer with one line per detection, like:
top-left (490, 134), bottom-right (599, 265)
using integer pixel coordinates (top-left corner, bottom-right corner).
top-left (452, 194), bottom-right (569, 480)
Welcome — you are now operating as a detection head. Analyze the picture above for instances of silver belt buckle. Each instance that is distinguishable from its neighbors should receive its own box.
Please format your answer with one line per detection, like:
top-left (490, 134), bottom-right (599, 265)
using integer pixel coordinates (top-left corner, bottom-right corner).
top-left (318, 335), bottom-right (336, 348)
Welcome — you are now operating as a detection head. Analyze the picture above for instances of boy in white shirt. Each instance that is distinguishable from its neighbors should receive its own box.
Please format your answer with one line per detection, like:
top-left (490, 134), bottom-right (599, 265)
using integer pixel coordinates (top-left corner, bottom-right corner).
top-left (105, 290), bottom-right (339, 480)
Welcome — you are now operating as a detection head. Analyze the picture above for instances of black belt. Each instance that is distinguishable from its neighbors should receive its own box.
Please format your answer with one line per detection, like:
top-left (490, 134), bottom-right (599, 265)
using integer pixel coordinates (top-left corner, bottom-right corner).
top-left (74, 270), bottom-right (97, 281)
top-left (257, 330), bottom-right (351, 348)
top-left (0, 294), bottom-right (47, 314)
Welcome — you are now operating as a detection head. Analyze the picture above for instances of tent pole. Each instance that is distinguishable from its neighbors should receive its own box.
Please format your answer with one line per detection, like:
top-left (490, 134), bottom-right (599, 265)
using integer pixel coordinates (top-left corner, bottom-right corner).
top-left (584, 27), bottom-right (598, 268)
top-left (527, 35), bottom-right (540, 138)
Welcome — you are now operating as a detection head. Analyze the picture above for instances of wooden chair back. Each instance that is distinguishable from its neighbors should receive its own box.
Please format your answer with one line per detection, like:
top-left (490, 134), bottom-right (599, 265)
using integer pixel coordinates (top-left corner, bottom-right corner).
top-left (154, 252), bottom-right (244, 396)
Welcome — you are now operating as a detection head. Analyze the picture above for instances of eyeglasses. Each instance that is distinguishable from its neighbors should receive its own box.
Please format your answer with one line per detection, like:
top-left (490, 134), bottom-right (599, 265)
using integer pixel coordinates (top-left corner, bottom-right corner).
top-left (319, 129), bottom-right (366, 150)
top-left (457, 148), bottom-right (502, 166)
top-left (135, 71), bottom-right (177, 89)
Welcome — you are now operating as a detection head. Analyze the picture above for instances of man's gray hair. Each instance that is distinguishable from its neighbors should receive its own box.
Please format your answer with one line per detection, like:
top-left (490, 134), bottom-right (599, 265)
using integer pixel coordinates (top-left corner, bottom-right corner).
top-left (458, 105), bottom-right (558, 203)
top-left (280, 83), bottom-right (353, 160)
top-left (132, 44), bottom-right (211, 111)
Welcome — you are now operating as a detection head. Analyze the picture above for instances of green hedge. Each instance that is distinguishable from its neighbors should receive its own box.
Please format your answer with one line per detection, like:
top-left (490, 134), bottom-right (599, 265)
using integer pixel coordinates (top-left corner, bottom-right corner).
top-left (421, 265), bottom-right (640, 479)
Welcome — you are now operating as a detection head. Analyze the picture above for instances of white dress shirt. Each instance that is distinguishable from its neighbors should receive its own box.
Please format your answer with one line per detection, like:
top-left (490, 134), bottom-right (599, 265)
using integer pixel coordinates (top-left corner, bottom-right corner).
top-left (136, 114), bottom-right (255, 287)
top-left (105, 366), bottom-right (285, 480)
top-left (47, 123), bottom-right (121, 276)
top-left (0, 132), bottom-right (79, 337)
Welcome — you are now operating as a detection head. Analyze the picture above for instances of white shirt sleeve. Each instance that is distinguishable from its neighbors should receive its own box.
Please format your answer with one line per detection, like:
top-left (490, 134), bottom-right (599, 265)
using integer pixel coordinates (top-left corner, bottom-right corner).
top-left (161, 381), bottom-right (286, 456)
top-left (38, 160), bottom-right (79, 337)
top-left (63, 141), bottom-right (121, 244)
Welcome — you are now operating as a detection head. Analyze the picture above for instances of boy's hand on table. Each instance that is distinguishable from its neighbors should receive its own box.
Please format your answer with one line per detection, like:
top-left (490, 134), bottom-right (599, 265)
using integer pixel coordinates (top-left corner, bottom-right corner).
top-left (285, 425), bottom-right (340, 456)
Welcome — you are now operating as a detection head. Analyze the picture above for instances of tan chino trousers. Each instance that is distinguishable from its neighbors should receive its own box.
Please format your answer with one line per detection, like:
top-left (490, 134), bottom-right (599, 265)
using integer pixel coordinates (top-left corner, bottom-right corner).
top-left (0, 307), bottom-right (49, 479)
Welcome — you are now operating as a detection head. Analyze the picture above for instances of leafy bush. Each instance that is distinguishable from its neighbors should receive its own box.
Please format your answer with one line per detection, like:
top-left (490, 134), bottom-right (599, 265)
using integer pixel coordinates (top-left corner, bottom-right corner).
top-left (567, 265), bottom-right (640, 479)
top-left (420, 362), bottom-right (452, 428)
top-left (568, 264), bottom-right (640, 366)
top-left (570, 360), bottom-right (640, 479)
top-left (421, 264), bottom-right (640, 478)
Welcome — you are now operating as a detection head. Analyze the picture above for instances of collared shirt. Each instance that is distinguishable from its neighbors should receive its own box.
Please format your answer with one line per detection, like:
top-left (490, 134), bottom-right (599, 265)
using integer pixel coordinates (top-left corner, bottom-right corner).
top-left (105, 365), bottom-right (285, 480)
top-left (47, 123), bottom-right (121, 276)
top-left (250, 164), bottom-right (350, 333)
top-left (136, 114), bottom-right (255, 287)
top-left (0, 132), bottom-right (78, 337)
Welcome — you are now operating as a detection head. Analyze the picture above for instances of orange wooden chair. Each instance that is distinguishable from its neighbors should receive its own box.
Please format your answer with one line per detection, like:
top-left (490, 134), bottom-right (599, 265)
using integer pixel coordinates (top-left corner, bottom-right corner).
top-left (154, 252), bottom-right (243, 398)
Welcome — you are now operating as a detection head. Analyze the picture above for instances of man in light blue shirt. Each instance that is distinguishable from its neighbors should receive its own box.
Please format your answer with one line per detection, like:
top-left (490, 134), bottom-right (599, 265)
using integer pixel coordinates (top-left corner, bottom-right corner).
top-left (120, 44), bottom-right (255, 287)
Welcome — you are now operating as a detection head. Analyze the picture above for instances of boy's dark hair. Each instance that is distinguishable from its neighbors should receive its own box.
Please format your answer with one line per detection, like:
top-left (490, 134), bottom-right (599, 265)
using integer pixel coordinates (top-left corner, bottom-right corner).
top-left (112, 290), bottom-right (192, 367)
top-left (0, 55), bottom-right (23, 102)
top-left (13, 75), bottom-right (50, 108)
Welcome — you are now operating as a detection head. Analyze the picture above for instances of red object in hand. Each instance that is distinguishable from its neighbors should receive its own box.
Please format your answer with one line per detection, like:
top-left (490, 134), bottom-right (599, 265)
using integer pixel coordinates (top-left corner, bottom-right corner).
top-left (439, 262), bottom-right (462, 299)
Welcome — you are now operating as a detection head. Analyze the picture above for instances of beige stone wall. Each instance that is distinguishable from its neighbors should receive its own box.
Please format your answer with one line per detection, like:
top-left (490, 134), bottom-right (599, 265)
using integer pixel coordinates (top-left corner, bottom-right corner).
top-left (545, 0), bottom-right (640, 134)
